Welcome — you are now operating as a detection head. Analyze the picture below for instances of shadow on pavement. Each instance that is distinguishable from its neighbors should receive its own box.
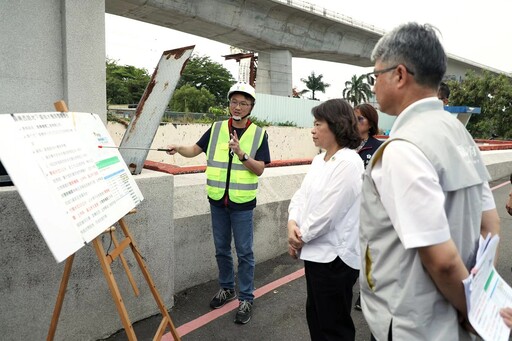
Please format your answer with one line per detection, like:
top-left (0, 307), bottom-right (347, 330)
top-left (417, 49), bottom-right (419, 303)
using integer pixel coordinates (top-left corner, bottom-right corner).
top-left (100, 252), bottom-right (372, 341)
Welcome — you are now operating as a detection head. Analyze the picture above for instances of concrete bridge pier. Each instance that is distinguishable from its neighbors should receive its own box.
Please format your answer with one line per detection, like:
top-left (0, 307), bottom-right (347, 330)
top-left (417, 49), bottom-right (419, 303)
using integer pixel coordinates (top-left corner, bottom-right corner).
top-left (256, 49), bottom-right (293, 97)
top-left (0, 0), bottom-right (106, 119)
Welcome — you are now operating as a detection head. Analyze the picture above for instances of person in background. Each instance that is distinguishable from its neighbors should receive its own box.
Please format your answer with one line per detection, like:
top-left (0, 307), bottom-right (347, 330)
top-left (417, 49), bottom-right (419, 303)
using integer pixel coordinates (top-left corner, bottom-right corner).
top-left (359, 22), bottom-right (500, 340)
top-left (437, 81), bottom-right (450, 105)
top-left (353, 103), bottom-right (383, 311)
top-left (354, 104), bottom-right (384, 169)
top-left (500, 173), bottom-right (512, 327)
top-left (506, 173), bottom-right (512, 216)
top-left (288, 99), bottom-right (364, 340)
top-left (166, 81), bottom-right (271, 324)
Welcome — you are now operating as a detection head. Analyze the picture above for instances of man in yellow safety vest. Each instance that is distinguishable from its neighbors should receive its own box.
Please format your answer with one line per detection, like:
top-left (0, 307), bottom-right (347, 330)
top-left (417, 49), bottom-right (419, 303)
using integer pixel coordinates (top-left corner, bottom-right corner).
top-left (167, 81), bottom-right (270, 324)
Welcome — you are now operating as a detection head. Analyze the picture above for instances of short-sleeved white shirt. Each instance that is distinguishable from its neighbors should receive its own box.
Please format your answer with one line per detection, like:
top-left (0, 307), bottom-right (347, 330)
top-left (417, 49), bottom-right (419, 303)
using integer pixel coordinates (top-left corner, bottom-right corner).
top-left (372, 100), bottom-right (495, 249)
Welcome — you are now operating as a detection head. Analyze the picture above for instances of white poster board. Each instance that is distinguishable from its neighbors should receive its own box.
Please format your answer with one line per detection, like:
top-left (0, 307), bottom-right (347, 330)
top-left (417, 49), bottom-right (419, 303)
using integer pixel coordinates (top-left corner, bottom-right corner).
top-left (464, 234), bottom-right (512, 340)
top-left (0, 112), bottom-right (143, 262)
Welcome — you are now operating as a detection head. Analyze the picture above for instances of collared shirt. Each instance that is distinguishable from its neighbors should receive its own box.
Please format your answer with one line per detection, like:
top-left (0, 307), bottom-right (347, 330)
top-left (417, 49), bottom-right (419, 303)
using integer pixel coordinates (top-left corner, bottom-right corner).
top-left (288, 148), bottom-right (364, 268)
top-left (372, 97), bottom-right (496, 249)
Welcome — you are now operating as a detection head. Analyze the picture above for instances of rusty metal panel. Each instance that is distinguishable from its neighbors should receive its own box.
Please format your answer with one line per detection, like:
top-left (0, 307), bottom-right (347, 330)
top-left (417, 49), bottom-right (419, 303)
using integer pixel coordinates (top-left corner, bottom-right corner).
top-left (119, 45), bottom-right (195, 174)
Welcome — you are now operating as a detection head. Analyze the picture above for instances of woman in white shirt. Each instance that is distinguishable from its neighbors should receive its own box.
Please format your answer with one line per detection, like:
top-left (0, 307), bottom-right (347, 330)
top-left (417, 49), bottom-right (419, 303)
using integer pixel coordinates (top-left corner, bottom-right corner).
top-left (288, 99), bottom-right (364, 341)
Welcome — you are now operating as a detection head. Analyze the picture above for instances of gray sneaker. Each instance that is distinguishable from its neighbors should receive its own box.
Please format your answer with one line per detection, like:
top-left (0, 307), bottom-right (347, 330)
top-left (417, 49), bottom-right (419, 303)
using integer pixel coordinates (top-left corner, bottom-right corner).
top-left (210, 288), bottom-right (237, 309)
top-left (234, 300), bottom-right (252, 324)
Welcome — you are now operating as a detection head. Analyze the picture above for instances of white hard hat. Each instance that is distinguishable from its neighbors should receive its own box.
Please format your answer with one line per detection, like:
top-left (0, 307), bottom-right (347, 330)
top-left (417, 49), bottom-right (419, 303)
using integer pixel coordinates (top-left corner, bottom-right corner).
top-left (227, 81), bottom-right (256, 101)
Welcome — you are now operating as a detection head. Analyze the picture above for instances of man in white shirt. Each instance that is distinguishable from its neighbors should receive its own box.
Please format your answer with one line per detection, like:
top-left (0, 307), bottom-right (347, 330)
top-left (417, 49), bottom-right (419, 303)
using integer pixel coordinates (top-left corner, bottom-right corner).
top-left (359, 22), bottom-right (500, 340)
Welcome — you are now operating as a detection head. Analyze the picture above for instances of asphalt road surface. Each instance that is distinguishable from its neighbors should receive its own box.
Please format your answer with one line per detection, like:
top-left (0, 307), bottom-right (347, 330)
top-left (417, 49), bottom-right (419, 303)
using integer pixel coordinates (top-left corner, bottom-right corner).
top-left (101, 175), bottom-right (512, 341)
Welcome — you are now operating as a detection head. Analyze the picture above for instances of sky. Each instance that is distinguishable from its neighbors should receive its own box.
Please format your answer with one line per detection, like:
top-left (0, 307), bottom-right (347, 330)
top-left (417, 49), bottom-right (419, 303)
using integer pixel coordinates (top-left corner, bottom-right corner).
top-left (105, 0), bottom-right (512, 101)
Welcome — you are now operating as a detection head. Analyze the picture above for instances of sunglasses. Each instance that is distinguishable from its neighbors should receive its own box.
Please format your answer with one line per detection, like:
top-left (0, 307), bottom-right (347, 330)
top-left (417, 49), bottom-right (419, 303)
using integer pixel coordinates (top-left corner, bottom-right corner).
top-left (366, 65), bottom-right (415, 86)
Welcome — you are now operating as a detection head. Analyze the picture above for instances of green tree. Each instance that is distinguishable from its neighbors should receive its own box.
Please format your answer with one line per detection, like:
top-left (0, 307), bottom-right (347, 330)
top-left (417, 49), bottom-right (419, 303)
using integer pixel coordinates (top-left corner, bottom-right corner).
top-left (300, 72), bottom-right (330, 100)
top-left (448, 70), bottom-right (512, 139)
top-left (106, 58), bottom-right (151, 105)
top-left (178, 55), bottom-right (235, 105)
top-left (170, 84), bottom-right (215, 113)
top-left (342, 74), bottom-right (373, 105)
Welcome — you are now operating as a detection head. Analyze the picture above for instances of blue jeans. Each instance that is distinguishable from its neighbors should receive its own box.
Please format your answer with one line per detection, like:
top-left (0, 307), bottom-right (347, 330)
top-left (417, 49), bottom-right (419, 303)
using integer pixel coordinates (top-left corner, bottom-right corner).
top-left (210, 205), bottom-right (255, 302)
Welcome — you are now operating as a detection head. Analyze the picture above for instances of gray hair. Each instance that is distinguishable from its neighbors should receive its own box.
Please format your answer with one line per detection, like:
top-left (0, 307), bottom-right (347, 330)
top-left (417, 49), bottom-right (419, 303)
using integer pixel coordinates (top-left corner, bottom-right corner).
top-left (371, 22), bottom-right (447, 89)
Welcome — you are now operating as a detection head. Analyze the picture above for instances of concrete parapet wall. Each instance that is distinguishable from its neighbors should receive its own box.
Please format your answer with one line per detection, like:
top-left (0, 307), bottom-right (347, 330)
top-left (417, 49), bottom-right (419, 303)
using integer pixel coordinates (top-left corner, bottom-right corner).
top-left (107, 122), bottom-right (320, 167)
top-left (172, 165), bottom-right (307, 292)
top-left (0, 162), bottom-right (307, 340)
top-left (1, 149), bottom-right (511, 339)
top-left (0, 171), bottom-right (174, 340)
top-left (481, 149), bottom-right (512, 181)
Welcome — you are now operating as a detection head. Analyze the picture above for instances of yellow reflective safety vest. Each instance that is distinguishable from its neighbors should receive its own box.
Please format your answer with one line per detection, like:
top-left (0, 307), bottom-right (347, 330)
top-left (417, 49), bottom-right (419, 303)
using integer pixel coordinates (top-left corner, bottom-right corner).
top-left (206, 120), bottom-right (265, 203)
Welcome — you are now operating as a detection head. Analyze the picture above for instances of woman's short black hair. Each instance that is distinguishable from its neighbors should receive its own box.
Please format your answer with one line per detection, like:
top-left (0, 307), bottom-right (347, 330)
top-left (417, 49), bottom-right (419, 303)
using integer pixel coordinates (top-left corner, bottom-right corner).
top-left (312, 99), bottom-right (361, 149)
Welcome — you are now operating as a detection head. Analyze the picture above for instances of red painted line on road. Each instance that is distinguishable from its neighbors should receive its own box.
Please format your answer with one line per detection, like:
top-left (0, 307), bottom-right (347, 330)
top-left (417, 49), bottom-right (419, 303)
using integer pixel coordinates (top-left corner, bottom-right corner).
top-left (491, 180), bottom-right (510, 191)
top-left (163, 179), bottom-right (509, 340)
top-left (170, 299), bottom-right (239, 338)
top-left (254, 267), bottom-right (305, 298)
top-left (163, 267), bottom-right (305, 340)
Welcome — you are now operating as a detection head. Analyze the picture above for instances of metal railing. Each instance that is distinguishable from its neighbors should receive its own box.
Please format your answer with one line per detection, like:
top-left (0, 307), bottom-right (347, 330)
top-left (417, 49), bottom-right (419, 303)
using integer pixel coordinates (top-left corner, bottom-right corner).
top-left (273, 0), bottom-right (386, 35)
top-left (108, 109), bottom-right (229, 123)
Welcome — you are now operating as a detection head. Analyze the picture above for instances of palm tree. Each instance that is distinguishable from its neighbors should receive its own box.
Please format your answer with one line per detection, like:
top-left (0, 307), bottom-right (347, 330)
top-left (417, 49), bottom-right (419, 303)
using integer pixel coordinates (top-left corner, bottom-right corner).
top-left (300, 72), bottom-right (330, 100)
top-left (342, 74), bottom-right (373, 105)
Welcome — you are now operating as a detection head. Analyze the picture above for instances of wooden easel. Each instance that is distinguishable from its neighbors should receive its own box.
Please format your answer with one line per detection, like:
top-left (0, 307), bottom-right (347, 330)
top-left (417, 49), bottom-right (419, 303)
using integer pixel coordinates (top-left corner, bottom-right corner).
top-left (47, 101), bottom-right (180, 341)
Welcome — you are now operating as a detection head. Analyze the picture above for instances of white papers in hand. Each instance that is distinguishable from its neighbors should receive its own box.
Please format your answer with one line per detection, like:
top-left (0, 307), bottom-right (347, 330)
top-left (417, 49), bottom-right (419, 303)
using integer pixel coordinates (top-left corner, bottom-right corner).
top-left (463, 234), bottom-right (512, 341)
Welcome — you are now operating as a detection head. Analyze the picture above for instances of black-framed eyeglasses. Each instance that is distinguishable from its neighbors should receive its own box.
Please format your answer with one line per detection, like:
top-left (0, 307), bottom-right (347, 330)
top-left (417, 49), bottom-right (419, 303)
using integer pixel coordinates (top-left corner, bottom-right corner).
top-left (229, 100), bottom-right (251, 108)
top-left (366, 65), bottom-right (415, 86)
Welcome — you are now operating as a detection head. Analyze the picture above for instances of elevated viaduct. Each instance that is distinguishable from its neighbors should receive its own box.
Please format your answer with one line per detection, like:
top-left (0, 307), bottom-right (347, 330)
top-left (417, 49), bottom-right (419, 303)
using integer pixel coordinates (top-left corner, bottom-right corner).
top-left (106, 0), bottom-right (510, 96)
top-left (1, 0), bottom-right (510, 118)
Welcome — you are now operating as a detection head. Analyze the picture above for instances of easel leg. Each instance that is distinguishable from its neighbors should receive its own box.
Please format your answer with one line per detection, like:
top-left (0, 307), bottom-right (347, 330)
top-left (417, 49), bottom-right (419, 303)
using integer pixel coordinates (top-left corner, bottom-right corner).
top-left (118, 218), bottom-right (181, 341)
top-left (111, 231), bottom-right (140, 297)
top-left (93, 237), bottom-right (138, 341)
top-left (47, 254), bottom-right (75, 341)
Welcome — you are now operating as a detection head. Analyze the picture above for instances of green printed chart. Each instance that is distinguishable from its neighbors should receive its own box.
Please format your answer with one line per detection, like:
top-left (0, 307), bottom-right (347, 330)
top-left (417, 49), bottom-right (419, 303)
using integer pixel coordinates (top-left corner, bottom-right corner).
top-left (0, 112), bottom-right (143, 262)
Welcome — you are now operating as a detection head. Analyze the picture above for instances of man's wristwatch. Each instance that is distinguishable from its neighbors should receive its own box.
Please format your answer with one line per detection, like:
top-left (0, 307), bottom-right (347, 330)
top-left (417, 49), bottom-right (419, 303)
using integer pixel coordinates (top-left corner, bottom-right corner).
top-left (239, 153), bottom-right (249, 162)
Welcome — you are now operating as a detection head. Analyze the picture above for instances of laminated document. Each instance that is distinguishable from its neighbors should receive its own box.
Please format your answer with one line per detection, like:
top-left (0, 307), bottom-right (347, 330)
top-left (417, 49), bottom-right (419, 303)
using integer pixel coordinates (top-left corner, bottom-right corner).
top-left (463, 234), bottom-right (512, 340)
top-left (0, 112), bottom-right (144, 262)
